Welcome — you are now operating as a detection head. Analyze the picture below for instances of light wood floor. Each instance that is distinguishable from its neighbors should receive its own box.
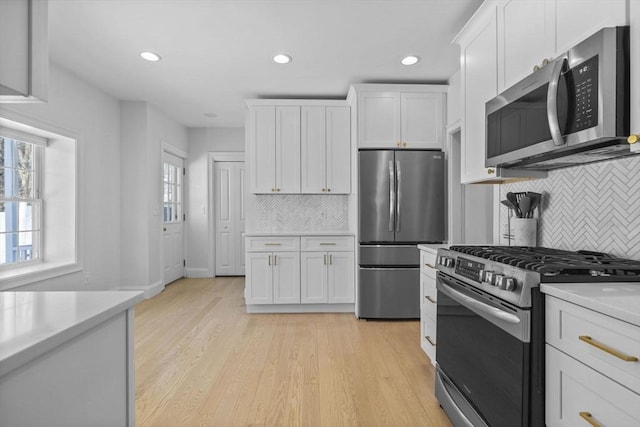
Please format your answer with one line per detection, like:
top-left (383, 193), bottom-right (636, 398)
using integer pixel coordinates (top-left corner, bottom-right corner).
top-left (134, 277), bottom-right (452, 427)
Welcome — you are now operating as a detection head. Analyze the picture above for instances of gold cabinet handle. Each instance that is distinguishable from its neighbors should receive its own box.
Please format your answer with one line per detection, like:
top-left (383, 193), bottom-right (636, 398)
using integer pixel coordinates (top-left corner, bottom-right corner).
top-left (319, 243), bottom-right (336, 246)
top-left (424, 295), bottom-right (437, 303)
top-left (424, 263), bottom-right (436, 269)
top-left (487, 168), bottom-right (495, 174)
top-left (329, 254), bottom-right (332, 264)
top-left (628, 134), bottom-right (639, 144)
top-left (264, 243), bottom-right (282, 246)
top-left (425, 336), bottom-right (436, 346)
top-left (268, 255), bottom-right (271, 266)
top-left (327, 188), bottom-right (331, 192)
top-left (578, 336), bottom-right (639, 362)
top-left (579, 412), bottom-right (601, 427)
top-left (323, 254), bottom-right (327, 265)
top-left (274, 255), bottom-right (277, 266)
top-left (276, 188), bottom-right (281, 192)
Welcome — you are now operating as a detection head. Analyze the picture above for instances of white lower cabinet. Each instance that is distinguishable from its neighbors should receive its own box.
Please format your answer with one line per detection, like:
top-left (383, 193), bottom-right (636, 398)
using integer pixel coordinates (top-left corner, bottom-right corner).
top-left (419, 247), bottom-right (439, 365)
top-left (245, 235), bottom-right (354, 310)
top-left (545, 295), bottom-right (640, 427)
top-left (245, 251), bottom-right (300, 304)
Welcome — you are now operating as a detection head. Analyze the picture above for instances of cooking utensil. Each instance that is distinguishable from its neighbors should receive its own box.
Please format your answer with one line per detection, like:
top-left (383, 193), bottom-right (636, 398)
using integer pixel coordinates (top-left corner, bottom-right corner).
top-left (501, 200), bottom-right (517, 211)
top-left (519, 196), bottom-right (532, 219)
top-left (526, 192), bottom-right (541, 217)
top-left (506, 192), bottom-right (521, 217)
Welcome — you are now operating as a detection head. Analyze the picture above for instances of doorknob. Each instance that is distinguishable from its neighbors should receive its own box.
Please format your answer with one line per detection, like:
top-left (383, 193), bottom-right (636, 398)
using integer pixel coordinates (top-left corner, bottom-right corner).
top-left (224, 226), bottom-right (228, 229)
top-left (163, 227), bottom-right (167, 232)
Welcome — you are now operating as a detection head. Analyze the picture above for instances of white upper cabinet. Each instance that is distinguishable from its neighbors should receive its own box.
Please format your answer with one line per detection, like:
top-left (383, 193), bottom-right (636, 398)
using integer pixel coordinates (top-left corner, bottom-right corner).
top-left (350, 84), bottom-right (446, 149)
top-left (301, 106), bottom-right (351, 194)
top-left (0, 0), bottom-right (48, 103)
top-left (248, 104), bottom-right (301, 194)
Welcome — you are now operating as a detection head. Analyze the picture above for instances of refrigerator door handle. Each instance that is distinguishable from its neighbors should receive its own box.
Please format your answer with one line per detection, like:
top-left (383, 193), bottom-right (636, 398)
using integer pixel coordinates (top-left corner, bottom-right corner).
top-left (389, 160), bottom-right (395, 232)
top-left (396, 160), bottom-right (401, 232)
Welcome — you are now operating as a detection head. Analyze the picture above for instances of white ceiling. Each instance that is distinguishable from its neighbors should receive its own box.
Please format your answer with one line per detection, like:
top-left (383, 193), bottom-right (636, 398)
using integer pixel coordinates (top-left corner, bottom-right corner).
top-left (48, 0), bottom-right (482, 128)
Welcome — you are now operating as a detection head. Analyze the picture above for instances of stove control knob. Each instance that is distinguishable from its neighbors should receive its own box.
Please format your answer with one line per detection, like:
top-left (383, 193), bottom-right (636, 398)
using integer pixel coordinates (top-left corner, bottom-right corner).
top-left (498, 277), bottom-right (516, 291)
top-left (481, 271), bottom-right (495, 285)
top-left (492, 274), bottom-right (504, 287)
top-left (438, 256), bottom-right (455, 268)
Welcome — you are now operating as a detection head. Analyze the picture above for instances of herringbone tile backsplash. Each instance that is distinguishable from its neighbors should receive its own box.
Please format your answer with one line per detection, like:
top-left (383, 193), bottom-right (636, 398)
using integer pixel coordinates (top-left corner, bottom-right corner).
top-left (501, 155), bottom-right (640, 260)
top-left (255, 195), bottom-right (349, 232)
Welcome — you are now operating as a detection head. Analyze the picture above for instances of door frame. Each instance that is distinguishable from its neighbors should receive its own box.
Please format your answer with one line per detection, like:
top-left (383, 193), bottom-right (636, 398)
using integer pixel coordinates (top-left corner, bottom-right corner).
top-left (445, 121), bottom-right (465, 244)
top-left (207, 152), bottom-right (245, 277)
top-left (161, 140), bottom-right (188, 286)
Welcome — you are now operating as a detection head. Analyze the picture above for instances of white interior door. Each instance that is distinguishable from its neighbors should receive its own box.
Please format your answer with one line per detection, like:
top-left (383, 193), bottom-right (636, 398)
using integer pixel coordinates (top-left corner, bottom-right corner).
top-left (215, 161), bottom-right (246, 276)
top-left (162, 152), bottom-right (185, 285)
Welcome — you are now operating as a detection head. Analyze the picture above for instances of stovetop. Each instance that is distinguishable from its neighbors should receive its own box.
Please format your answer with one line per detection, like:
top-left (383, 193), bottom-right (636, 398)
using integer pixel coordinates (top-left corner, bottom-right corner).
top-left (435, 246), bottom-right (640, 308)
top-left (449, 245), bottom-right (640, 280)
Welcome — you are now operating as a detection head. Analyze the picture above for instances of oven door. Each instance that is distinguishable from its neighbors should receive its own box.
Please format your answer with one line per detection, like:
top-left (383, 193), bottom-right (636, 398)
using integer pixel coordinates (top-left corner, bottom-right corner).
top-left (436, 272), bottom-right (532, 427)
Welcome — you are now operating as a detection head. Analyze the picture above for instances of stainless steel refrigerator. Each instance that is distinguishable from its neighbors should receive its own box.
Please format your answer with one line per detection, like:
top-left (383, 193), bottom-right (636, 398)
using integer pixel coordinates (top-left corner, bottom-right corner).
top-left (358, 149), bottom-right (445, 319)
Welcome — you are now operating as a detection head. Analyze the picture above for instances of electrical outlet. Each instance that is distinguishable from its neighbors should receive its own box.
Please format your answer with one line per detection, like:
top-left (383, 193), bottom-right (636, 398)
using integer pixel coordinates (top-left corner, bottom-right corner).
top-left (84, 273), bottom-right (90, 285)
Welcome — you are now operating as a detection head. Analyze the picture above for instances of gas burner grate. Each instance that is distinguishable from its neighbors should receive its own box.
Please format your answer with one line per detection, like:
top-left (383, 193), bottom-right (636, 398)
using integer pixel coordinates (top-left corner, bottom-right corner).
top-left (449, 245), bottom-right (640, 278)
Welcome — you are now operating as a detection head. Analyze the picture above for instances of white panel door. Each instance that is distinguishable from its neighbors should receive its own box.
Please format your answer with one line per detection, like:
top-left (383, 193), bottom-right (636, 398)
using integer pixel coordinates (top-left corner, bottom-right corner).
top-left (326, 106), bottom-right (351, 193)
top-left (327, 251), bottom-right (355, 303)
top-left (300, 252), bottom-right (327, 303)
top-left (358, 92), bottom-right (400, 148)
top-left (275, 106), bottom-right (301, 193)
top-left (162, 152), bottom-right (184, 285)
top-left (301, 106), bottom-right (327, 193)
top-left (245, 252), bottom-right (272, 304)
top-left (272, 251), bottom-right (300, 304)
top-left (215, 161), bottom-right (245, 276)
top-left (251, 106), bottom-right (276, 193)
top-left (400, 92), bottom-right (443, 149)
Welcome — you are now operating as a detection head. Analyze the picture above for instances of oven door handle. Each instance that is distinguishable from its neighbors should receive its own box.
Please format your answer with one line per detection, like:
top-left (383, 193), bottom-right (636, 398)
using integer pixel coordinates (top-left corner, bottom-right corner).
top-left (439, 283), bottom-right (521, 325)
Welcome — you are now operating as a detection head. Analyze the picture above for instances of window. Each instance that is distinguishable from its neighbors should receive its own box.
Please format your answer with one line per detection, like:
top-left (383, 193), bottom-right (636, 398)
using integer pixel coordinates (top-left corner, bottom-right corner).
top-left (0, 135), bottom-right (43, 267)
top-left (163, 161), bottom-right (182, 223)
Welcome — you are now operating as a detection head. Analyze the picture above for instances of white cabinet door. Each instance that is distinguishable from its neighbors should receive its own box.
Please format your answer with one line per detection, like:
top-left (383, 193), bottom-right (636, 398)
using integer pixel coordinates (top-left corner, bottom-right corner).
top-left (631, 0), bottom-right (640, 153)
top-left (555, 0), bottom-right (627, 55)
top-left (461, 9), bottom-right (499, 183)
top-left (275, 106), bottom-right (301, 194)
top-left (300, 252), bottom-right (327, 303)
top-left (245, 252), bottom-right (272, 304)
top-left (272, 251), bottom-right (300, 304)
top-left (358, 91), bottom-right (400, 148)
top-left (327, 251), bottom-right (354, 303)
top-left (250, 106), bottom-right (276, 193)
top-left (400, 92), bottom-right (443, 149)
top-left (499, 0), bottom-right (555, 91)
top-left (301, 106), bottom-right (327, 193)
top-left (325, 106), bottom-right (351, 193)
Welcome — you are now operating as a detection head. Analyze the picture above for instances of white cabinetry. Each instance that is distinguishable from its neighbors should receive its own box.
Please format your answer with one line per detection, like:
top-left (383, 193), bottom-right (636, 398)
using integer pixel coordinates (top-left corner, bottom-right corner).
top-left (245, 237), bottom-right (301, 304)
top-left (419, 246), bottom-right (440, 365)
top-left (300, 236), bottom-right (355, 304)
top-left (301, 106), bottom-right (351, 194)
top-left (545, 295), bottom-right (640, 426)
top-left (248, 105), bottom-right (300, 194)
top-left (245, 235), bottom-right (355, 311)
top-left (0, 0), bottom-right (47, 102)
top-left (349, 84), bottom-right (446, 149)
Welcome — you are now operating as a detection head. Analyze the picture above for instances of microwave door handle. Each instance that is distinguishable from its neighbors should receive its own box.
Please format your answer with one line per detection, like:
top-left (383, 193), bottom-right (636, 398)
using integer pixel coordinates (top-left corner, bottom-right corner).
top-left (389, 161), bottom-right (395, 232)
top-left (547, 57), bottom-right (567, 147)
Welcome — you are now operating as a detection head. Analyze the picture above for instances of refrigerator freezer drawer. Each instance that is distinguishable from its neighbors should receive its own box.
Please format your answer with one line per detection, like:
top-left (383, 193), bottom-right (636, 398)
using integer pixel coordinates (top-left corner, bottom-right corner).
top-left (359, 245), bottom-right (419, 266)
top-left (358, 267), bottom-right (419, 319)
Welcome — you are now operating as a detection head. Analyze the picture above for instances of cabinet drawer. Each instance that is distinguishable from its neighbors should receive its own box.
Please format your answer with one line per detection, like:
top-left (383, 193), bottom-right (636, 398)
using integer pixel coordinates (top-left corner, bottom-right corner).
top-left (546, 296), bottom-right (640, 394)
top-left (301, 236), bottom-right (354, 251)
top-left (420, 249), bottom-right (438, 272)
top-left (421, 316), bottom-right (436, 365)
top-left (420, 272), bottom-right (437, 306)
top-left (246, 236), bottom-right (300, 252)
top-left (546, 345), bottom-right (640, 427)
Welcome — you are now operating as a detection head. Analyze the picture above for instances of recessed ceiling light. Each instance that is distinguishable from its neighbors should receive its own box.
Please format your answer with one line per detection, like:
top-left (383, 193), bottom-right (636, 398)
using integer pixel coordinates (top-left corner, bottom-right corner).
top-left (203, 113), bottom-right (217, 118)
top-left (140, 51), bottom-right (162, 62)
top-left (401, 55), bottom-right (420, 66)
top-left (273, 54), bottom-right (292, 64)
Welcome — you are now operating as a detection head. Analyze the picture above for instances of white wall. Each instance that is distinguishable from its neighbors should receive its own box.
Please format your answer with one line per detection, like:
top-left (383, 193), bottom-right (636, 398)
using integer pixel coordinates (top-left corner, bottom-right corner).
top-left (1, 64), bottom-right (122, 290)
top-left (119, 101), bottom-right (188, 295)
top-left (186, 127), bottom-right (244, 277)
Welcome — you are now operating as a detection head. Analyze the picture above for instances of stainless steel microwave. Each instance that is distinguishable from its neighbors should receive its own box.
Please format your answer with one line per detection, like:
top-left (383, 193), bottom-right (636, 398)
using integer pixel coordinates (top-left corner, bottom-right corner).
top-left (485, 26), bottom-right (632, 170)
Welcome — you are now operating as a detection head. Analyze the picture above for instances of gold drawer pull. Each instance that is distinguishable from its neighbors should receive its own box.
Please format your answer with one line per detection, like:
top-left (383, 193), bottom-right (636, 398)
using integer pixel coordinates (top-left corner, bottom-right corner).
top-left (579, 412), bottom-right (601, 427)
top-left (578, 336), bottom-right (639, 362)
top-left (425, 336), bottom-right (436, 347)
top-left (319, 243), bottom-right (336, 246)
top-left (424, 263), bottom-right (436, 269)
top-left (264, 243), bottom-right (282, 246)
top-left (425, 295), bottom-right (437, 303)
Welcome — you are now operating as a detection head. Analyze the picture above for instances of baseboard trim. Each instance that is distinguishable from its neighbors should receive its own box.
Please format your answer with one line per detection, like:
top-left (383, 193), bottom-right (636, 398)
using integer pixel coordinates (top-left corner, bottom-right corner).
top-left (246, 303), bottom-right (355, 314)
top-left (186, 268), bottom-right (211, 278)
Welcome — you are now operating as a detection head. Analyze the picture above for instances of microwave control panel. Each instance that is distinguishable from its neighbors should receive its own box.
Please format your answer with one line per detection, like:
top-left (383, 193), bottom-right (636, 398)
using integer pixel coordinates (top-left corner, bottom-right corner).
top-left (568, 55), bottom-right (598, 133)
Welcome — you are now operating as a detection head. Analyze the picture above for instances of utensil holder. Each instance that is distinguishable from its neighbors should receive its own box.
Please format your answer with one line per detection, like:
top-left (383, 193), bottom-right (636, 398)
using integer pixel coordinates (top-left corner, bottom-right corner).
top-left (513, 218), bottom-right (537, 246)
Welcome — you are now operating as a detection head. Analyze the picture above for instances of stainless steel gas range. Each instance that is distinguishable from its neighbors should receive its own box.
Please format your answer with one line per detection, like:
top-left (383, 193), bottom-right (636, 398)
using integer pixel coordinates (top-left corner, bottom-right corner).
top-left (433, 246), bottom-right (640, 427)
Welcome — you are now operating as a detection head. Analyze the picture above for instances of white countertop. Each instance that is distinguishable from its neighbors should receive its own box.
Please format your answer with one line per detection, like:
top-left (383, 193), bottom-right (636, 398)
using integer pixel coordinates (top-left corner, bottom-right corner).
top-left (0, 290), bottom-right (144, 376)
top-left (246, 231), bottom-right (355, 236)
top-left (417, 243), bottom-right (450, 255)
top-left (541, 283), bottom-right (640, 327)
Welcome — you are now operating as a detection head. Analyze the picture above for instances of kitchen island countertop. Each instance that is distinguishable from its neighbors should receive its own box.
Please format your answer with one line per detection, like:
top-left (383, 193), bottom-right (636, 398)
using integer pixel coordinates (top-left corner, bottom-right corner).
top-left (0, 290), bottom-right (143, 376)
top-left (541, 283), bottom-right (640, 327)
